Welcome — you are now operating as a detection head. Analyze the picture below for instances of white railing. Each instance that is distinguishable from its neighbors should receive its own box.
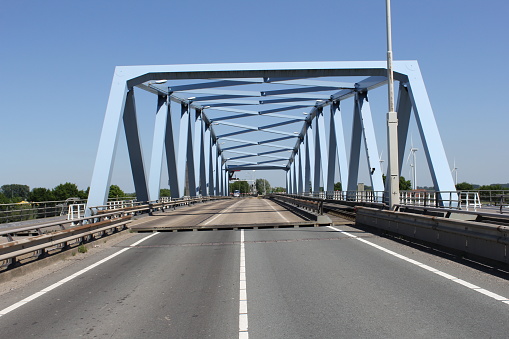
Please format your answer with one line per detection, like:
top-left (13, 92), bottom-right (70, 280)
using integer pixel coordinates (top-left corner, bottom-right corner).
top-left (106, 200), bottom-right (136, 210)
top-left (399, 191), bottom-right (437, 207)
top-left (458, 191), bottom-right (482, 211)
top-left (67, 203), bottom-right (86, 221)
top-left (297, 190), bottom-right (458, 207)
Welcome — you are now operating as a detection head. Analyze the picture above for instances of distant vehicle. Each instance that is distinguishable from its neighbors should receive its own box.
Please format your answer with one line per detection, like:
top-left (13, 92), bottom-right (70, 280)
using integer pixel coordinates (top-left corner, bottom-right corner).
top-left (233, 190), bottom-right (240, 197)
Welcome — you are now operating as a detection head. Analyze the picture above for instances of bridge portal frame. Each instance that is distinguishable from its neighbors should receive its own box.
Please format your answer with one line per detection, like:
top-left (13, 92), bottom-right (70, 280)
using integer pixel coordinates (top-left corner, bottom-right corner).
top-left (85, 61), bottom-right (456, 215)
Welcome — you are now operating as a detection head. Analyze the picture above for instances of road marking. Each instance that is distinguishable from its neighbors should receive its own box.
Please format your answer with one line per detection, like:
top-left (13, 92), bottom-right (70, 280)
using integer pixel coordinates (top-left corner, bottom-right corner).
top-left (264, 199), bottom-right (289, 223)
top-left (0, 232), bottom-right (160, 317)
top-left (202, 200), bottom-right (243, 225)
top-left (327, 226), bottom-right (509, 306)
top-left (239, 229), bottom-right (249, 339)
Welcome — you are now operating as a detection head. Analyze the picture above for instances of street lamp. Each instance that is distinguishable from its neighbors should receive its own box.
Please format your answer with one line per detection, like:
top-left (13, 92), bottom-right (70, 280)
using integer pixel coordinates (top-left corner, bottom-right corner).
top-left (253, 170), bottom-right (256, 195)
top-left (386, 0), bottom-right (400, 208)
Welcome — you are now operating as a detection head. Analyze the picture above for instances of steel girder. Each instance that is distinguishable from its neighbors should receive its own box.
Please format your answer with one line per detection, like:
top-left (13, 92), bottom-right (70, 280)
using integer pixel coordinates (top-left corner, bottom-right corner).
top-left (86, 61), bottom-right (456, 214)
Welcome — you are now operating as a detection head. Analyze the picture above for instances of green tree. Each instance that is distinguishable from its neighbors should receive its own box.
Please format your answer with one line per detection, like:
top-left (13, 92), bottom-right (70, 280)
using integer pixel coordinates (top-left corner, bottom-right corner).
top-left (160, 188), bottom-right (171, 197)
top-left (78, 187), bottom-right (89, 200)
top-left (255, 179), bottom-right (271, 194)
top-left (334, 182), bottom-right (342, 191)
top-left (0, 192), bottom-right (9, 204)
top-left (479, 184), bottom-right (507, 191)
top-left (456, 182), bottom-right (474, 191)
top-left (29, 187), bottom-right (55, 202)
top-left (52, 182), bottom-right (80, 200)
top-left (383, 175), bottom-right (412, 191)
top-left (1, 184), bottom-right (30, 200)
top-left (108, 185), bottom-right (125, 199)
top-left (272, 187), bottom-right (286, 193)
top-left (230, 181), bottom-right (250, 194)
top-left (399, 176), bottom-right (412, 190)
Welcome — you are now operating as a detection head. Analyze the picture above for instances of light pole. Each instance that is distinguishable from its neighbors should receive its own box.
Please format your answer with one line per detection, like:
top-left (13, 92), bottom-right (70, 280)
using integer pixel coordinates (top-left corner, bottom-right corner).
top-left (252, 170), bottom-right (256, 195)
top-left (386, 0), bottom-right (400, 208)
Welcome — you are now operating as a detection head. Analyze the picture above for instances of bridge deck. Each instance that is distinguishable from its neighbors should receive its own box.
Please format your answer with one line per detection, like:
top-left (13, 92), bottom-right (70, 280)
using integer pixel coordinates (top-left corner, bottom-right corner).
top-left (131, 197), bottom-right (315, 232)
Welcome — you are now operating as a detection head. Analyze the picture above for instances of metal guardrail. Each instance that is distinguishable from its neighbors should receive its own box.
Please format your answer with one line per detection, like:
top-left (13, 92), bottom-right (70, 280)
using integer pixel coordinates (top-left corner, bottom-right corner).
top-left (0, 199), bottom-right (87, 224)
top-left (88, 195), bottom-right (230, 217)
top-left (356, 207), bottom-right (509, 266)
top-left (271, 194), bottom-right (324, 215)
top-left (0, 210), bottom-right (133, 269)
top-left (0, 196), bottom-right (142, 224)
top-left (394, 204), bottom-right (509, 226)
top-left (297, 190), bottom-right (473, 209)
top-left (0, 195), bottom-right (230, 270)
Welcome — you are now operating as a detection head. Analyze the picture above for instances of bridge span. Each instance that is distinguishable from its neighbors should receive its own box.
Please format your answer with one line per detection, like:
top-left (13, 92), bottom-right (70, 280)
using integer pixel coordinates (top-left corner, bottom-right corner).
top-left (131, 197), bottom-right (306, 232)
top-left (0, 197), bottom-right (508, 338)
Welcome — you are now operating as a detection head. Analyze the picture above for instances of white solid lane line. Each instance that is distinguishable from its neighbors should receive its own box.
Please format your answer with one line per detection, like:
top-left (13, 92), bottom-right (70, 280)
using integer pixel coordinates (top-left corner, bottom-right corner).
top-left (0, 232), bottom-right (160, 317)
top-left (327, 226), bottom-right (509, 306)
top-left (239, 229), bottom-right (249, 339)
top-left (264, 199), bottom-right (289, 223)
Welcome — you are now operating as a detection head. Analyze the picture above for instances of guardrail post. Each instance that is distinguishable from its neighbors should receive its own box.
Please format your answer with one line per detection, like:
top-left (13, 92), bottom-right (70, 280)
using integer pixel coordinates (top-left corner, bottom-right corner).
top-left (6, 257), bottom-right (19, 270)
top-left (38, 248), bottom-right (48, 259)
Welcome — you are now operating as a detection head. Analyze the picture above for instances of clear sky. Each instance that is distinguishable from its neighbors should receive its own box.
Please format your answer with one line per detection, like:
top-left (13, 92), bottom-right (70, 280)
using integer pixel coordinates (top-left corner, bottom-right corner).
top-left (1, 0), bottom-right (508, 192)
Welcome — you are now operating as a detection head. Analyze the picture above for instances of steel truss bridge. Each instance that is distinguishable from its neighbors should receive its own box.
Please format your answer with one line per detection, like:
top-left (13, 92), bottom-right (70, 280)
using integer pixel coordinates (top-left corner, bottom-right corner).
top-left (85, 61), bottom-right (456, 215)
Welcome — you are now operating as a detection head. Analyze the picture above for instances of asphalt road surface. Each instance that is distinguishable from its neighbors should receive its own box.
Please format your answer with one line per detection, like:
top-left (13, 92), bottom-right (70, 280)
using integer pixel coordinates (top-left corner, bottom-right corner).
top-left (0, 201), bottom-right (508, 338)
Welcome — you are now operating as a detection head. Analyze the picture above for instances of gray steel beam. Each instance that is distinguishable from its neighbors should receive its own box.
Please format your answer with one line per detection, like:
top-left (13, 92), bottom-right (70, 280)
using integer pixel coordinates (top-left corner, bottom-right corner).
top-left (347, 94), bottom-right (363, 192)
top-left (168, 80), bottom-right (258, 92)
top-left (86, 80), bottom-right (128, 215)
top-left (123, 89), bottom-right (149, 202)
top-left (406, 65), bottom-right (457, 199)
top-left (149, 95), bottom-right (170, 201)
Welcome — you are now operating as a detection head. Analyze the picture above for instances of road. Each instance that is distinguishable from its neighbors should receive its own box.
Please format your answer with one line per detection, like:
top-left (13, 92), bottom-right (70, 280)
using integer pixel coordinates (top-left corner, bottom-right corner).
top-left (0, 198), bottom-right (508, 338)
top-left (131, 197), bottom-right (305, 231)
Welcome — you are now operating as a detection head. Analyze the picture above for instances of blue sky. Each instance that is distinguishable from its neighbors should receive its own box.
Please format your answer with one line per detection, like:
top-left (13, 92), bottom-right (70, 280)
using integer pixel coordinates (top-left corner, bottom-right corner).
top-left (1, 0), bottom-right (508, 192)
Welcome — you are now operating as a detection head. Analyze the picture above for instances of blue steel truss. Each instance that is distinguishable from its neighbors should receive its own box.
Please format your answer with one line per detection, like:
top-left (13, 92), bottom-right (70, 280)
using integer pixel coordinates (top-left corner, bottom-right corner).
top-left (85, 61), bottom-right (456, 214)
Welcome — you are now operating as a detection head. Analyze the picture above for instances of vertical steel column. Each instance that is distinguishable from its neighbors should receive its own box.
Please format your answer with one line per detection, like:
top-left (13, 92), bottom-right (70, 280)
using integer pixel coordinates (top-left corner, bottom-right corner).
top-left (193, 109), bottom-right (203, 196)
top-left (292, 155), bottom-right (298, 194)
top-left (203, 125), bottom-right (211, 196)
top-left (298, 142), bottom-right (305, 194)
top-left (222, 162), bottom-right (228, 196)
top-left (313, 111), bottom-right (322, 191)
top-left (216, 149), bottom-right (221, 195)
top-left (177, 103), bottom-right (190, 197)
top-left (357, 91), bottom-right (384, 193)
top-left (225, 166), bottom-right (228, 195)
top-left (165, 100), bottom-right (180, 199)
top-left (86, 76), bottom-right (128, 215)
top-left (313, 109), bottom-right (328, 192)
top-left (327, 101), bottom-right (349, 192)
top-left (149, 95), bottom-right (179, 201)
top-left (286, 170), bottom-right (290, 194)
top-left (347, 92), bottom-right (364, 192)
top-left (148, 95), bottom-right (167, 201)
top-left (186, 108), bottom-right (197, 197)
top-left (288, 161), bottom-right (294, 194)
top-left (396, 83), bottom-right (412, 174)
top-left (305, 125), bottom-right (315, 193)
top-left (123, 89), bottom-right (149, 202)
top-left (219, 158), bottom-right (225, 196)
top-left (210, 141), bottom-right (217, 195)
top-left (293, 152), bottom-right (302, 194)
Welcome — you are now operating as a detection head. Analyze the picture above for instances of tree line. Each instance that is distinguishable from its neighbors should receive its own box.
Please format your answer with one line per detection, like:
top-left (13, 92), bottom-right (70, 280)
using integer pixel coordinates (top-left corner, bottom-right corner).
top-left (0, 183), bottom-right (130, 204)
top-left (455, 182), bottom-right (509, 191)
